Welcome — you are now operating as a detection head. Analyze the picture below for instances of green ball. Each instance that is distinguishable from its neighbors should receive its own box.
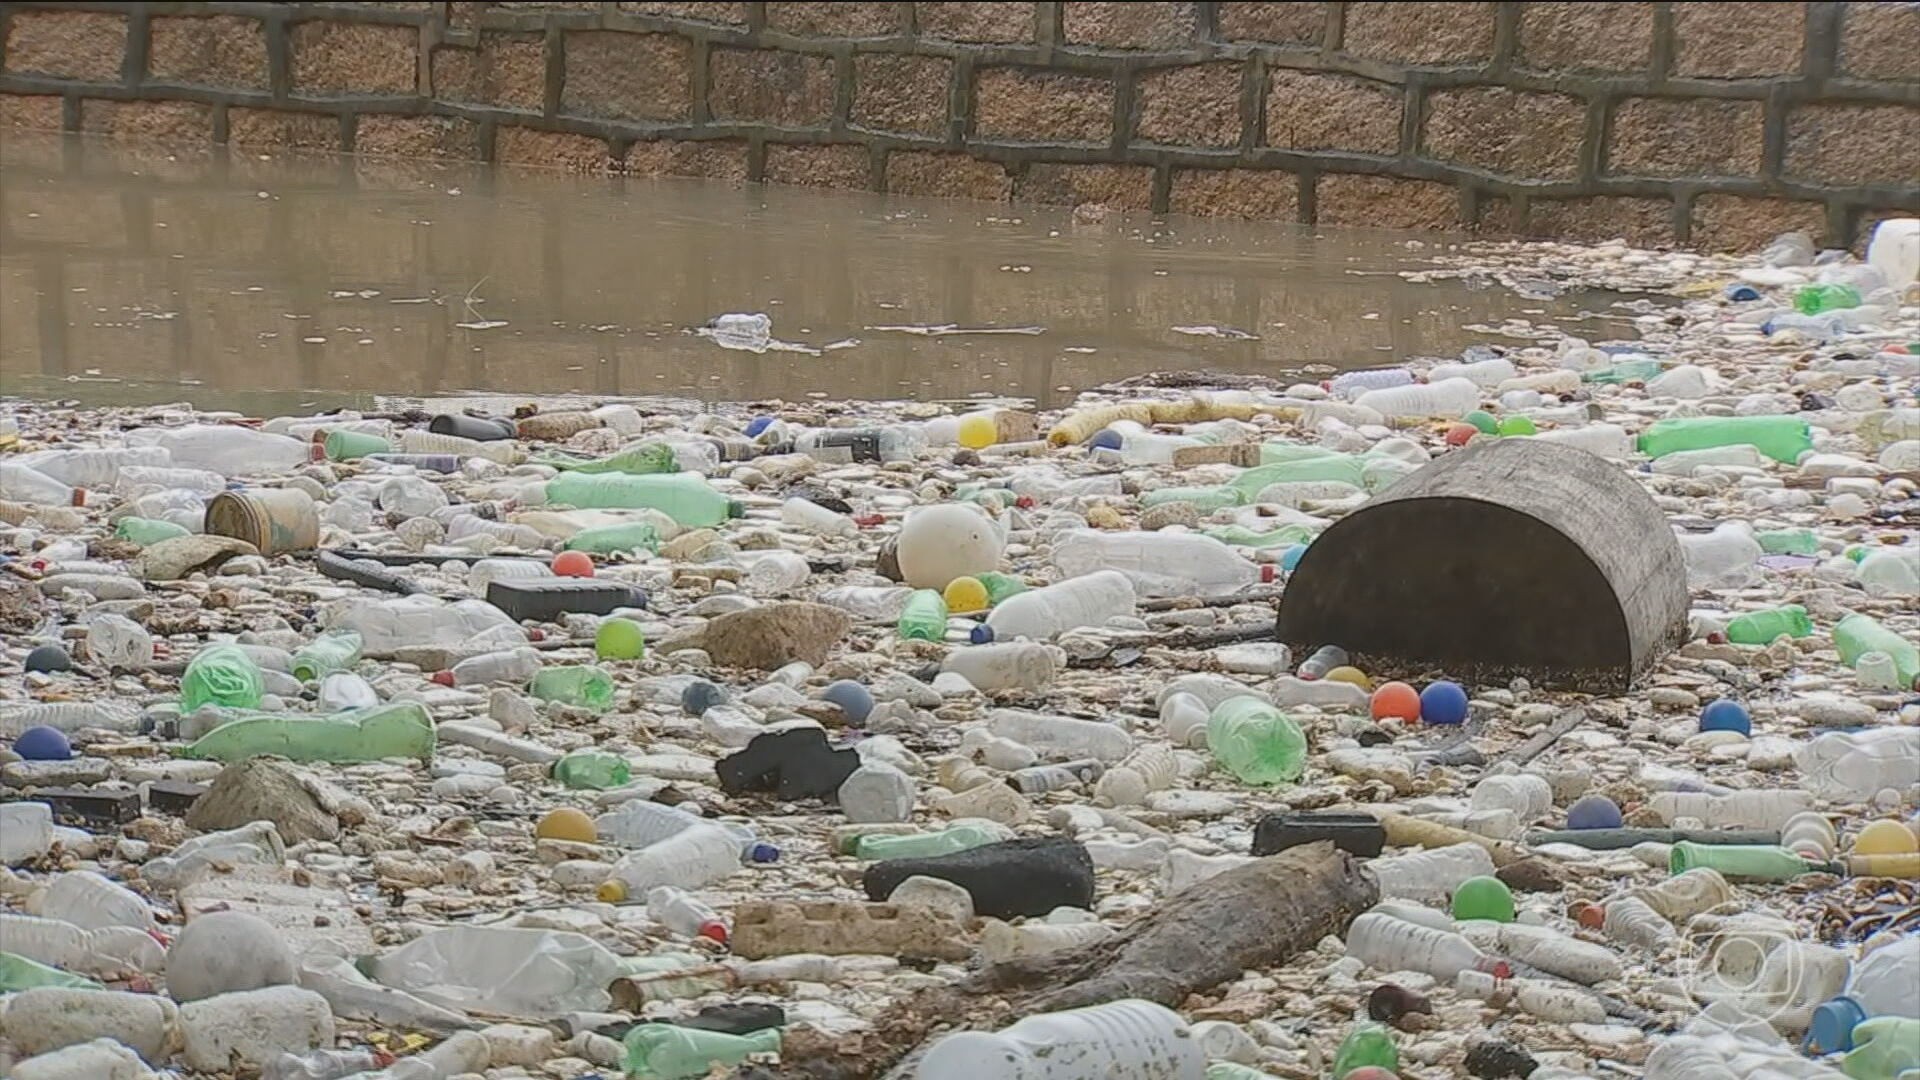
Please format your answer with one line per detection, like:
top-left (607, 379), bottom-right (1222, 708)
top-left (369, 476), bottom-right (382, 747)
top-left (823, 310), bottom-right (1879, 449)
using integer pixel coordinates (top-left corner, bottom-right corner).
top-left (1464, 410), bottom-right (1499, 434)
top-left (595, 617), bottom-right (646, 660)
top-left (1451, 875), bottom-right (1515, 923)
top-left (1496, 415), bottom-right (1537, 436)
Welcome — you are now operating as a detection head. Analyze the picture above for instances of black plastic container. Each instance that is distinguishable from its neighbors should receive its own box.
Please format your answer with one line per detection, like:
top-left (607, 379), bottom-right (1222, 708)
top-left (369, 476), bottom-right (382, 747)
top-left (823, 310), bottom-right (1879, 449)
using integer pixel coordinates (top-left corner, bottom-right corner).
top-left (485, 579), bottom-right (647, 622)
top-left (863, 837), bottom-right (1095, 918)
top-left (429, 413), bottom-right (518, 441)
top-left (1251, 811), bottom-right (1386, 858)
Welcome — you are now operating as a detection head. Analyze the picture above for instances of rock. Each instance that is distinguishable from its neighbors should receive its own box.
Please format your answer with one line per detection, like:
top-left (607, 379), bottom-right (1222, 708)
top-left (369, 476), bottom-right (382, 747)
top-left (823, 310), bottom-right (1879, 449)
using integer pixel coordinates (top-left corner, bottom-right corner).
top-left (1139, 501), bottom-right (1201, 530)
top-left (187, 758), bottom-right (340, 844)
top-left (177, 985), bottom-right (334, 1072)
top-left (659, 602), bottom-right (852, 670)
top-left (887, 875), bottom-right (975, 920)
top-left (135, 534), bottom-right (258, 581)
top-left (167, 910), bottom-right (299, 1002)
top-left (1465, 1037), bottom-right (1539, 1078)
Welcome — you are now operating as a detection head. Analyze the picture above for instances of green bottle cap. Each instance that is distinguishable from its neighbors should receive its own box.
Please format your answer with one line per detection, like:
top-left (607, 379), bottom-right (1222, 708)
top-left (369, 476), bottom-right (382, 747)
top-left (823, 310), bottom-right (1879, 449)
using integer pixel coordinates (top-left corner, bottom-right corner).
top-left (726, 500), bottom-right (746, 519)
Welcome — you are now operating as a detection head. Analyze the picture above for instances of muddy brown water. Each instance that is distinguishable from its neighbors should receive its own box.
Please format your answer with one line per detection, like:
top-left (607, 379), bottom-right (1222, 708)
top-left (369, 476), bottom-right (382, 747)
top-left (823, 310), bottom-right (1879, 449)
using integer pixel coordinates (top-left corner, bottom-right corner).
top-left (1, 132), bottom-right (1646, 413)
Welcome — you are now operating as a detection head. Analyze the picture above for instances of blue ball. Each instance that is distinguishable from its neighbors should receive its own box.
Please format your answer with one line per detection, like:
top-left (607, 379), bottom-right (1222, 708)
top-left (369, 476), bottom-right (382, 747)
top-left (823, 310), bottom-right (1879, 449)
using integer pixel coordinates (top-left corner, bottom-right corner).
top-left (1699, 699), bottom-right (1751, 736)
top-left (24, 645), bottom-right (71, 673)
top-left (1419, 681), bottom-right (1470, 725)
top-left (13, 725), bottom-right (72, 762)
top-left (1089, 429), bottom-right (1123, 451)
top-left (820, 680), bottom-right (874, 724)
top-left (744, 416), bottom-right (774, 437)
top-left (681, 680), bottom-right (726, 717)
top-left (1566, 794), bottom-right (1624, 831)
top-left (1279, 544), bottom-right (1310, 572)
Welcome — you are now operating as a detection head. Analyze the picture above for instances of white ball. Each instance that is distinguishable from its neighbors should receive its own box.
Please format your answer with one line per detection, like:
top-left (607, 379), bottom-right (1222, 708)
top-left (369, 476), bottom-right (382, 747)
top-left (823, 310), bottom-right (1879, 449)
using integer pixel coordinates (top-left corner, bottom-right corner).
top-left (896, 505), bottom-right (1003, 590)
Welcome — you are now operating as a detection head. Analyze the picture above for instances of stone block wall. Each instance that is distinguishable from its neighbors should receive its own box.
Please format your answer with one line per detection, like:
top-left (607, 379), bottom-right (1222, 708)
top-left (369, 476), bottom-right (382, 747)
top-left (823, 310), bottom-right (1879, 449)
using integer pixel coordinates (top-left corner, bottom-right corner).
top-left (1, 1), bottom-right (1915, 250)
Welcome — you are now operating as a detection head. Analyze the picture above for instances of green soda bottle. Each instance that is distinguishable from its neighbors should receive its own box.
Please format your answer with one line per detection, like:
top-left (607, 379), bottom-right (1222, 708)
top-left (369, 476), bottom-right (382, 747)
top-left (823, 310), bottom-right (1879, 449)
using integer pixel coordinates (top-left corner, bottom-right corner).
top-left (1668, 841), bottom-right (1822, 882)
top-left (1834, 613), bottom-right (1920, 689)
top-left (852, 822), bottom-right (1004, 860)
top-left (552, 749), bottom-right (630, 790)
top-left (530, 665), bottom-right (616, 712)
top-left (596, 617), bottom-right (646, 660)
top-left (1204, 523), bottom-right (1317, 549)
top-left (539, 442), bottom-right (677, 475)
top-left (1724, 605), bottom-right (1813, 645)
top-left (292, 630), bottom-right (363, 682)
top-left (1141, 486), bottom-right (1245, 510)
top-left (897, 589), bottom-right (947, 641)
top-left (544, 473), bottom-right (744, 528)
top-left (622, 1023), bottom-right (781, 1079)
top-left (1795, 282), bottom-right (1861, 314)
top-left (0, 952), bottom-right (102, 992)
top-left (1229, 455), bottom-right (1366, 497)
top-left (1206, 696), bottom-right (1306, 786)
top-left (182, 702), bottom-right (436, 763)
top-left (324, 429), bottom-right (390, 461)
top-left (1258, 443), bottom-right (1347, 465)
top-left (1756, 527), bottom-right (1819, 555)
top-left (1332, 1021), bottom-right (1399, 1078)
top-left (1583, 358), bottom-right (1664, 384)
top-left (1636, 415), bottom-right (1814, 464)
top-left (114, 516), bottom-right (189, 544)
top-left (181, 644), bottom-right (264, 712)
top-left (975, 571), bottom-right (1028, 606)
top-left (563, 522), bottom-right (662, 555)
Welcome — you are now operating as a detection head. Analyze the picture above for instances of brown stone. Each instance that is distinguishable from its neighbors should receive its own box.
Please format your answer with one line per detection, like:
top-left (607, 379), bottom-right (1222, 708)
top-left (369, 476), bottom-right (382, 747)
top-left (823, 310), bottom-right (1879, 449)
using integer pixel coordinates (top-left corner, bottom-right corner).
top-left (766, 2), bottom-right (905, 36)
top-left (1691, 194), bottom-right (1828, 253)
top-left (886, 151), bottom-right (1011, 199)
top-left (1528, 196), bottom-right (1674, 247)
top-left (917, 2), bottom-right (1034, 43)
top-left (1062, 2), bottom-right (1198, 49)
top-left (1137, 63), bottom-right (1244, 146)
top-left (355, 115), bottom-right (480, 159)
top-left (1517, 3), bottom-right (1653, 72)
top-left (1018, 163), bottom-right (1153, 209)
top-left (1317, 174), bottom-right (1460, 229)
top-left (617, 1), bottom-right (748, 22)
top-left (495, 127), bottom-right (614, 172)
top-left (765, 143), bottom-right (873, 188)
top-left (1424, 87), bottom-right (1586, 179)
top-left (1265, 70), bottom-right (1400, 154)
top-left (973, 68), bottom-right (1112, 143)
top-left (561, 31), bottom-right (692, 121)
top-left (3, 10), bottom-right (127, 81)
top-left (1215, 3), bottom-right (1326, 45)
top-left (227, 108), bottom-right (341, 151)
top-left (1343, 2), bottom-right (1494, 65)
top-left (431, 33), bottom-right (547, 112)
top-left (1784, 103), bottom-right (1920, 186)
top-left (0, 95), bottom-right (66, 133)
top-left (1672, 2), bottom-right (1805, 78)
top-left (709, 48), bottom-right (835, 126)
top-left (1608, 97), bottom-right (1764, 178)
top-left (1841, 2), bottom-right (1920, 80)
top-left (78, 100), bottom-right (210, 142)
top-left (1168, 168), bottom-right (1299, 218)
top-left (147, 15), bottom-right (269, 90)
top-left (624, 138), bottom-right (749, 181)
top-left (853, 54), bottom-right (951, 135)
top-left (291, 21), bottom-right (419, 96)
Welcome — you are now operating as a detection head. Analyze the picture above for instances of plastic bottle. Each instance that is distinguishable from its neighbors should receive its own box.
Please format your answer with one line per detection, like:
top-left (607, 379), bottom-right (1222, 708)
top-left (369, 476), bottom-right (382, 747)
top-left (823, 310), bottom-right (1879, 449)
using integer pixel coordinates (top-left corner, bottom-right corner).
top-left (941, 642), bottom-right (1059, 692)
top-left (979, 570), bottom-right (1136, 643)
top-left (113, 516), bottom-right (191, 545)
top-left (1637, 415), bottom-right (1814, 464)
top-left (1330, 367), bottom-right (1416, 399)
top-left (331, 596), bottom-right (524, 655)
top-left (0, 462), bottom-right (84, 506)
top-left (1229, 454), bottom-right (1368, 496)
top-left (1332, 1022), bottom-right (1399, 1078)
top-left (853, 822), bottom-right (1008, 861)
top-left (106, 464), bottom-right (223, 498)
top-left (1678, 523), bottom-right (1764, 588)
top-left (1857, 549), bottom-right (1919, 598)
top-left (263, 1048), bottom-right (390, 1080)
top-left (1469, 774), bottom-right (1553, 822)
top-left (989, 709), bottom-right (1134, 763)
top-left (1835, 613), bottom-right (1920, 689)
top-left (428, 413), bottom-right (516, 441)
top-left (793, 426), bottom-right (925, 464)
top-left (781, 496), bottom-right (856, 538)
top-left (980, 919), bottom-right (1116, 962)
top-left (1345, 913), bottom-right (1508, 980)
top-left (181, 643), bottom-right (265, 711)
top-left (1291, 644), bottom-right (1348, 681)
top-left (1430, 355), bottom-right (1517, 387)
top-left (1094, 744), bottom-right (1178, 806)
top-left (1049, 530), bottom-right (1273, 598)
top-left (898, 589), bottom-right (949, 642)
top-left (0, 953), bottom-right (101, 991)
top-left (1844, 1016), bottom-right (1920, 1080)
top-left (15, 445), bottom-right (170, 488)
top-left (1796, 282), bottom-right (1863, 314)
top-left (142, 821), bottom-right (285, 890)
top-left (1796, 728), bottom-right (1920, 803)
top-left (1598, 895), bottom-right (1676, 950)
top-left (1648, 790), bottom-right (1812, 829)
top-left (394, 428), bottom-right (518, 464)
top-left (34, 870), bottom-right (155, 931)
top-left (85, 614), bottom-right (154, 669)
top-left (540, 443), bottom-right (677, 475)
top-left (1723, 605), bottom-right (1813, 644)
top-left (916, 999), bottom-right (1204, 1080)
top-left (449, 647), bottom-right (543, 687)
top-left (976, 571), bottom-right (1028, 606)
top-left (1269, 675), bottom-right (1371, 710)
top-left (646, 886), bottom-right (728, 944)
top-left (599, 824), bottom-right (745, 901)
top-left (530, 665), bottom-right (616, 712)
top-left (1366, 842), bottom-right (1497, 904)
top-left (1850, 934), bottom-right (1919, 1019)
top-left (622, 1023), bottom-right (781, 1079)
top-left (1669, 842), bottom-right (1819, 881)
top-left (129, 424), bottom-right (308, 476)
top-left (1009, 760), bottom-right (1105, 794)
top-left (1206, 697), bottom-right (1306, 786)
top-left (562, 522), bottom-right (662, 556)
top-left (1625, 867), bottom-right (1733, 923)
top-left (1354, 377), bottom-right (1481, 420)
top-left (554, 749), bottom-right (632, 790)
top-left (1650, 443), bottom-right (1770, 477)
top-left (183, 702), bottom-right (436, 763)
top-left (544, 473), bottom-right (743, 527)
top-left (469, 558), bottom-right (554, 595)
top-left (292, 631), bottom-right (362, 682)
top-left (1532, 421), bottom-right (1637, 457)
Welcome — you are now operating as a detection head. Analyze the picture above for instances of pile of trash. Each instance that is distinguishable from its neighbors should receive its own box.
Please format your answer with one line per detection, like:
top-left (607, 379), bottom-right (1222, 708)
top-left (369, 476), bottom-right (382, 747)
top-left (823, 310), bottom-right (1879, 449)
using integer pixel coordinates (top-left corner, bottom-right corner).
top-left (0, 217), bottom-right (1916, 1080)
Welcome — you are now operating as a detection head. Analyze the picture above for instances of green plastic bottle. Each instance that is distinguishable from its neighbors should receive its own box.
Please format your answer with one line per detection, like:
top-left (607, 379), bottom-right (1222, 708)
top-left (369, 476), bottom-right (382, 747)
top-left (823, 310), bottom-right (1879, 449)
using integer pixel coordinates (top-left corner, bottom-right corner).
top-left (1229, 455), bottom-right (1367, 497)
top-left (1332, 1021), bottom-right (1399, 1078)
top-left (1636, 415), bottom-right (1814, 464)
top-left (114, 516), bottom-right (189, 544)
top-left (544, 473), bottom-right (744, 528)
top-left (1258, 443), bottom-right (1347, 466)
top-left (1140, 486), bottom-right (1245, 510)
top-left (292, 630), bottom-right (362, 682)
top-left (975, 572), bottom-right (1028, 606)
top-left (0, 952), bottom-right (102, 992)
top-left (622, 1023), bottom-right (781, 1079)
top-left (1206, 1066), bottom-right (1283, 1080)
top-left (182, 702), bottom-right (435, 763)
top-left (1756, 527), bottom-right (1820, 555)
top-left (1669, 841), bottom-right (1821, 882)
top-left (324, 429), bottom-right (390, 461)
top-left (897, 589), bottom-right (947, 642)
top-left (552, 749), bottom-right (630, 790)
top-left (596, 617), bottom-right (646, 660)
top-left (1583, 358), bottom-right (1664, 384)
top-left (539, 443), bottom-right (677, 475)
top-left (1834, 613), bottom-right (1920, 689)
top-left (1451, 875), bottom-right (1516, 922)
top-left (530, 665), bottom-right (616, 712)
top-left (852, 822), bottom-right (1004, 860)
top-left (1724, 605), bottom-right (1813, 645)
top-left (1204, 523), bottom-right (1318, 549)
top-left (562, 522), bottom-right (662, 555)
top-left (1795, 282), bottom-right (1862, 315)
top-left (181, 644), bottom-right (264, 712)
top-left (1206, 696), bottom-right (1306, 786)
top-left (1843, 1016), bottom-right (1920, 1080)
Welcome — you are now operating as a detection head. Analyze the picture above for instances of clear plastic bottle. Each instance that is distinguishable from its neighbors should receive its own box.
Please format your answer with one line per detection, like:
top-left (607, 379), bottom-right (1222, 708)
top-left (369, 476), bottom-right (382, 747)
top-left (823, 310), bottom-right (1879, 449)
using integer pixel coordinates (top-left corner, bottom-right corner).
top-left (1795, 728), bottom-right (1920, 803)
top-left (818, 585), bottom-right (914, 621)
top-left (741, 550), bottom-right (810, 596)
top-left (113, 463), bottom-right (226, 496)
top-left (980, 919), bottom-right (1115, 962)
top-left (595, 799), bottom-right (711, 848)
top-left (331, 596), bottom-right (524, 655)
top-left (468, 557), bottom-right (553, 595)
top-left (1354, 377), bottom-right (1482, 420)
top-left (545, 472), bottom-right (743, 527)
top-left (917, 999), bottom-right (1204, 1080)
top-left (1469, 774), bottom-right (1553, 822)
top-left (12, 445), bottom-right (162, 489)
top-left (397, 429), bottom-right (519, 464)
top-left (781, 496), bottom-right (856, 538)
top-left (1647, 789), bottom-right (1812, 829)
top-left (0, 462), bottom-right (84, 506)
top-left (292, 631), bottom-right (362, 682)
top-left (646, 885), bottom-right (728, 944)
top-left (1331, 368), bottom-right (1417, 399)
top-left (792, 426), bottom-right (926, 464)
top-left (1159, 691), bottom-right (1211, 748)
top-left (1296, 644), bottom-right (1348, 680)
top-left (1599, 894), bottom-right (1675, 951)
top-left (1345, 913), bottom-right (1508, 980)
top-left (1094, 744), bottom-right (1178, 805)
top-left (1850, 933), bottom-right (1919, 1019)
top-left (1856, 548), bottom-right (1919, 598)
top-left (940, 642), bottom-right (1059, 692)
top-left (450, 647), bottom-right (544, 687)
top-left (599, 824), bottom-right (745, 901)
top-left (129, 424), bottom-right (309, 476)
top-left (979, 570), bottom-right (1136, 642)
top-left (1268, 675), bottom-right (1371, 710)
top-left (142, 821), bottom-right (285, 890)
top-left (1049, 530), bottom-right (1272, 598)
top-left (1677, 523), bottom-right (1764, 588)
top-left (1428, 356), bottom-right (1517, 387)
top-left (33, 870), bottom-right (155, 932)
top-left (0, 803), bottom-right (55, 866)
top-left (263, 1048), bottom-right (389, 1080)
top-left (1367, 842), bottom-right (1497, 904)
top-left (85, 614), bottom-right (154, 670)
top-left (989, 708), bottom-right (1134, 763)
top-left (1625, 867), bottom-right (1733, 923)
top-left (1009, 760), bottom-right (1104, 794)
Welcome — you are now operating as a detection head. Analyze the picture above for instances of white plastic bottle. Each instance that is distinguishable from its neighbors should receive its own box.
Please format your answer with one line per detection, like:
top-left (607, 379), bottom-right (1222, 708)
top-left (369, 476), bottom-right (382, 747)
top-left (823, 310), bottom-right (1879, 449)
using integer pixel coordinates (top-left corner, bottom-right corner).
top-left (1330, 367), bottom-right (1417, 399)
top-left (1268, 676), bottom-right (1371, 710)
top-left (1158, 691), bottom-right (1210, 748)
top-left (1850, 933), bottom-right (1920, 1018)
top-left (781, 497), bottom-right (856, 538)
top-left (0, 913), bottom-right (163, 976)
top-left (645, 885), bottom-right (728, 943)
top-left (988, 709), bottom-right (1134, 764)
top-left (1344, 913), bottom-right (1506, 980)
top-left (1428, 356), bottom-right (1516, 387)
top-left (1492, 923), bottom-right (1623, 984)
top-left (32, 870), bottom-right (156, 932)
top-left (820, 584), bottom-right (914, 622)
top-left (600, 824), bottom-right (744, 901)
top-left (1857, 548), bottom-right (1920, 598)
top-left (916, 999), bottom-right (1204, 1080)
top-left (114, 464), bottom-right (226, 496)
top-left (449, 647), bottom-right (544, 687)
top-left (1094, 744), bottom-right (1178, 805)
top-left (1469, 774), bottom-right (1553, 822)
top-left (980, 920), bottom-right (1115, 962)
top-left (398, 429), bottom-right (519, 464)
top-left (1353, 377), bottom-right (1481, 420)
top-left (1050, 530), bottom-right (1273, 598)
top-left (1648, 789), bottom-right (1813, 829)
top-left (85, 614), bottom-right (155, 670)
top-left (1794, 728), bottom-right (1920, 803)
top-left (980, 570), bottom-right (1136, 642)
top-left (742, 550), bottom-right (811, 595)
top-left (17, 445), bottom-right (171, 488)
top-left (940, 642), bottom-right (1059, 692)
top-left (594, 800), bottom-right (712, 848)
top-left (1529, 423), bottom-right (1633, 459)
top-left (1599, 895), bottom-right (1676, 951)
top-left (0, 802), bottom-right (55, 866)
top-left (141, 821), bottom-right (285, 890)
top-left (1365, 842), bottom-right (1497, 903)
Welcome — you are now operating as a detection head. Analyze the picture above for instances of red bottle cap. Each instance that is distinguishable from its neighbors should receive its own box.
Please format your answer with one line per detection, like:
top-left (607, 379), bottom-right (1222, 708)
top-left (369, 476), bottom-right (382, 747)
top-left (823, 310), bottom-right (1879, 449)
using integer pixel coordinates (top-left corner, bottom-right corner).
top-left (429, 670), bottom-right (455, 687)
top-left (1260, 564), bottom-right (1276, 583)
top-left (698, 920), bottom-right (730, 946)
top-left (70, 487), bottom-right (87, 507)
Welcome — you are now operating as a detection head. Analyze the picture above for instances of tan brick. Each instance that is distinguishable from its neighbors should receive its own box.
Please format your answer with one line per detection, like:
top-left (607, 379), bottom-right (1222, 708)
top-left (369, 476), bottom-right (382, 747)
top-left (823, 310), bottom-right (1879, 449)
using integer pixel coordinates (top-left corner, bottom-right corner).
top-left (1018, 163), bottom-right (1153, 208)
top-left (1343, 2), bottom-right (1493, 64)
top-left (1215, 3), bottom-right (1326, 45)
top-left (355, 115), bottom-right (480, 159)
top-left (709, 49), bottom-right (835, 127)
top-left (917, 3), bottom-right (1034, 43)
top-left (432, 34), bottom-right (546, 112)
top-left (618, 1), bottom-right (747, 22)
top-left (561, 32), bottom-right (693, 121)
top-left (0, 94), bottom-right (65, 133)
top-left (1168, 168), bottom-right (1299, 217)
top-left (78, 99), bottom-right (210, 142)
top-left (1062, 3), bottom-right (1198, 49)
top-left (291, 21), bottom-right (419, 96)
top-left (766, 2), bottom-right (905, 36)
top-left (624, 138), bottom-right (748, 181)
top-left (1518, 3), bottom-right (1653, 72)
top-left (227, 108), bottom-right (341, 150)
top-left (1672, 2), bottom-right (1805, 78)
top-left (1692, 194), bottom-right (1828, 253)
top-left (493, 127), bottom-right (613, 172)
top-left (853, 54), bottom-right (951, 135)
top-left (973, 68), bottom-right (1111, 143)
top-left (1317, 174), bottom-right (1459, 229)
top-left (3, 10), bottom-right (126, 81)
top-left (1425, 87), bottom-right (1586, 179)
top-left (765, 143), bottom-right (872, 188)
top-left (147, 15), bottom-right (268, 90)
top-left (885, 151), bottom-right (1011, 199)
top-left (1607, 97), bottom-right (1763, 178)
top-left (1528, 196), bottom-right (1674, 246)
top-left (1840, 2), bottom-right (1920, 81)
top-left (1784, 103), bottom-right (1920, 186)
top-left (1137, 63), bottom-right (1244, 146)
top-left (1265, 70), bottom-right (1399, 154)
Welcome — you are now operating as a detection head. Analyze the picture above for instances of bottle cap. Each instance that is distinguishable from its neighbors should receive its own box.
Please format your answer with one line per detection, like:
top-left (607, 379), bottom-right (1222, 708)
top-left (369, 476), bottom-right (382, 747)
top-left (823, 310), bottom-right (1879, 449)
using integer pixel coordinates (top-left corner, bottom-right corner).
top-left (70, 486), bottom-right (87, 507)
top-left (726, 501), bottom-right (746, 519)
top-left (969, 624), bottom-right (995, 644)
top-left (597, 880), bottom-right (627, 903)
top-left (1804, 996), bottom-right (1866, 1054)
top-left (746, 842), bottom-right (780, 864)
top-left (698, 920), bottom-right (730, 946)
top-left (1260, 564), bottom-right (1277, 583)
top-left (1569, 900), bottom-right (1606, 931)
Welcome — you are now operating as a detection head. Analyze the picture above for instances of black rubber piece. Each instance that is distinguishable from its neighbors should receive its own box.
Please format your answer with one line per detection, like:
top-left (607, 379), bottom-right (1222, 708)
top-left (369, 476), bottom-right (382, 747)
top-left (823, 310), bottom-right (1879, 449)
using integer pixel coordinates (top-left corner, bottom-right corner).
top-left (1251, 811), bottom-right (1386, 858)
top-left (716, 728), bottom-right (860, 801)
top-left (675, 1002), bottom-right (787, 1035)
top-left (1464, 1038), bottom-right (1539, 1078)
top-left (862, 837), bottom-right (1096, 918)
top-left (317, 550), bottom-right (425, 595)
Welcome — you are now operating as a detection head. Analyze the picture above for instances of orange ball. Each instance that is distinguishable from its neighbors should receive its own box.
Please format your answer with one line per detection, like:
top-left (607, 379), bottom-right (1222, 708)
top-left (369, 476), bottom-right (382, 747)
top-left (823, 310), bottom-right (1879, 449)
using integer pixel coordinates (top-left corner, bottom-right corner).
top-left (552, 551), bottom-right (595, 578)
top-left (1371, 681), bottom-right (1421, 721)
top-left (1445, 423), bottom-right (1477, 447)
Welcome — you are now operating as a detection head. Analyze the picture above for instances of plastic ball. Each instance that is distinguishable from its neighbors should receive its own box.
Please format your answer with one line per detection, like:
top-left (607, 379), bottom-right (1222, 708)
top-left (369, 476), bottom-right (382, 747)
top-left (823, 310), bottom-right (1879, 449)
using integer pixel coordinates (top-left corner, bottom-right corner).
top-left (1089, 428), bottom-right (1123, 451)
top-left (744, 415), bottom-right (774, 437)
top-left (552, 551), bottom-right (595, 578)
top-left (23, 644), bottom-right (71, 673)
top-left (1463, 410), bottom-right (1499, 434)
top-left (821, 680), bottom-right (875, 724)
top-left (12, 725), bottom-right (71, 761)
top-left (943, 576), bottom-right (989, 615)
top-left (1853, 819), bottom-right (1918, 856)
top-left (896, 505), bottom-right (1003, 590)
top-left (1496, 415), bottom-right (1537, 436)
top-left (596, 617), bottom-right (646, 660)
top-left (1419, 681), bottom-right (1470, 726)
top-left (681, 679), bottom-right (726, 716)
top-left (1451, 875), bottom-right (1516, 923)
top-left (1370, 681), bottom-right (1421, 721)
top-left (1445, 422), bottom-right (1478, 447)
top-left (1698, 699), bottom-right (1751, 736)
top-left (1566, 794), bottom-right (1624, 831)
top-left (1326, 666), bottom-right (1373, 691)
top-left (957, 413), bottom-right (998, 450)
top-left (535, 807), bottom-right (597, 843)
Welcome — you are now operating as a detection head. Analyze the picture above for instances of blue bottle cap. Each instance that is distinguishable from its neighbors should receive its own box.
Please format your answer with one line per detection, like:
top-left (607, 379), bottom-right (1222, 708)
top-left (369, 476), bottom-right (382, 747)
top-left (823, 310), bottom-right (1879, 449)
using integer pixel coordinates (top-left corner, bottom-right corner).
top-left (1804, 996), bottom-right (1865, 1054)
top-left (969, 624), bottom-right (995, 644)
top-left (1088, 429), bottom-right (1123, 451)
top-left (746, 842), bottom-right (781, 864)
top-left (745, 416), bottom-right (774, 437)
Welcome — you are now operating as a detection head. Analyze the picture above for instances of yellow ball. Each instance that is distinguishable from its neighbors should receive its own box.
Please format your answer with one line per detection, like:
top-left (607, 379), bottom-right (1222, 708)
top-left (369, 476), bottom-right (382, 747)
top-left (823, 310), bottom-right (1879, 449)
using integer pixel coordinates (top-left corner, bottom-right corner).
top-left (1326, 665), bottom-right (1373, 691)
top-left (944, 576), bottom-right (990, 615)
top-left (596, 879), bottom-right (628, 903)
top-left (1854, 819), bottom-right (1919, 856)
top-left (536, 807), bottom-right (597, 844)
top-left (957, 413), bottom-right (999, 450)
